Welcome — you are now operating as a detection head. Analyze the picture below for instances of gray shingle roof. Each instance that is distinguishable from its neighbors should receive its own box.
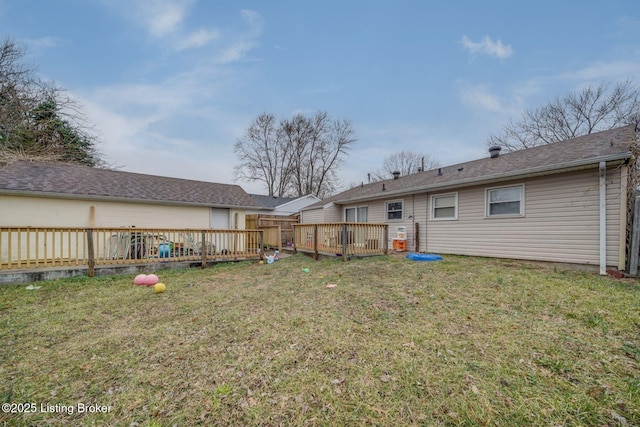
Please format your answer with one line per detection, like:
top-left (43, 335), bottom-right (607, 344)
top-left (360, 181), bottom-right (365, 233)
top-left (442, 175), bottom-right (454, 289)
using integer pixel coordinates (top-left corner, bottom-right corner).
top-left (249, 194), bottom-right (298, 209)
top-left (0, 161), bottom-right (260, 208)
top-left (308, 125), bottom-right (637, 208)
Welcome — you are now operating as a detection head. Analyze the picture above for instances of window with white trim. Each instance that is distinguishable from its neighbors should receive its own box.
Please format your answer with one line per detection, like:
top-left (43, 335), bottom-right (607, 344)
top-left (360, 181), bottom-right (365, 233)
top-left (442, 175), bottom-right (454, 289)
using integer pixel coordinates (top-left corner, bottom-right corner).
top-left (386, 200), bottom-right (403, 221)
top-left (345, 206), bottom-right (368, 222)
top-left (431, 193), bottom-right (458, 220)
top-left (486, 184), bottom-right (524, 217)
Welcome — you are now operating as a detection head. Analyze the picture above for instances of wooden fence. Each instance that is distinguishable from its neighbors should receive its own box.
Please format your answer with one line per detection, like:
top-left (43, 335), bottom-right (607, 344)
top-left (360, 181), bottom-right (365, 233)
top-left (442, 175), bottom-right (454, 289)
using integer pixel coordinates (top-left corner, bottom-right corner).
top-left (259, 225), bottom-right (282, 251)
top-left (293, 223), bottom-right (388, 260)
top-left (0, 227), bottom-right (264, 274)
top-left (246, 214), bottom-right (298, 248)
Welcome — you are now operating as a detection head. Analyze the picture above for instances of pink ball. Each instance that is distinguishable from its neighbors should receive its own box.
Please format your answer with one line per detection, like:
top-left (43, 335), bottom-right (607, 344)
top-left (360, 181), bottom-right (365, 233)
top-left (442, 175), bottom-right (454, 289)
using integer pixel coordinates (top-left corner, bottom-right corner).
top-left (144, 274), bottom-right (159, 286)
top-left (134, 274), bottom-right (147, 285)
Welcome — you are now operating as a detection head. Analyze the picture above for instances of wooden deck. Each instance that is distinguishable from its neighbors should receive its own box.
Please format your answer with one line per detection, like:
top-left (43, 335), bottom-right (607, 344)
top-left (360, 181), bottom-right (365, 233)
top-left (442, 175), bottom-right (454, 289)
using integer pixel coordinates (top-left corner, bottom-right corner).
top-left (1, 227), bottom-right (265, 274)
top-left (293, 223), bottom-right (388, 260)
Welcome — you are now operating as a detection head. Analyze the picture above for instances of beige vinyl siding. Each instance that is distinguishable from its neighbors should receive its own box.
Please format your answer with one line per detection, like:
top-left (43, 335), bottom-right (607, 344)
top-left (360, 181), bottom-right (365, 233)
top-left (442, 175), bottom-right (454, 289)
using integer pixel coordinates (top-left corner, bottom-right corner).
top-left (324, 205), bottom-right (342, 223)
top-left (605, 164), bottom-right (623, 267)
top-left (364, 200), bottom-right (385, 222)
top-left (343, 195), bottom-right (426, 252)
top-left (300, 208), bottom-right (324, 224)
top-left (425, 167), bottom-right (623, 266)
top-left (0, 196), bottom-right (211, 228)
top-left (413, 193), bottom-right (428, 252)
top-left (407, 194), bottom-right (427, 252)
top-left (300, 204), bottom-right (342, 223)
top-left (230, 209), bottom-right (247, 230)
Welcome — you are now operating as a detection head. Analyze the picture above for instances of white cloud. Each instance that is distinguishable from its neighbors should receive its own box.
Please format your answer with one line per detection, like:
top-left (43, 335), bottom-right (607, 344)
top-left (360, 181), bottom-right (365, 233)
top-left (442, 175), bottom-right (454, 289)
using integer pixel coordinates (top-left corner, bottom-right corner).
top-left (459, 85), bottom-right (504, 112)
top-left (175, 29), bottom-right (220, 51)
top-left (135, 0), bottom-right (195, 37)
top-left (460, 35), bottom-right (513, 59)
top-left (24, 36), bottom-right (63, 49)
top-left (213, 9), bottom-right (263, 63)
top-left (74, 72), bottom-right (253, 185)
top-left (102, 3), bottom-right (262, 55)
top-left (240, 9), bottom-right (263, 35)
top-left (64, 5), bottom-right (267, 187)
top-left (557, 60), bottom-right (640, 82)
top-left (100, 0), bottom-right (195, 38)
top-left (216, 41), bottom-right (257, 64)
top-left (456, 83), bottom-right (525, 117)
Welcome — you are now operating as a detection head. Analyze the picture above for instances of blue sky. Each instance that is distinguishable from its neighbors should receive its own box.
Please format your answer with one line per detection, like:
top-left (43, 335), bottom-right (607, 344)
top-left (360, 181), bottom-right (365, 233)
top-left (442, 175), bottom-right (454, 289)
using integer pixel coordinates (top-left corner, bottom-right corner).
top-left (1, 0), bottom-right (639, 194)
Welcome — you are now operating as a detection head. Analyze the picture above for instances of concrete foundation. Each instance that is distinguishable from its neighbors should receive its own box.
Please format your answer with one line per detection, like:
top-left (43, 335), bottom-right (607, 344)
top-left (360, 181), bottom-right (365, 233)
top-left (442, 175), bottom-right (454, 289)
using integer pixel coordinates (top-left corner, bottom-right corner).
top-left (0, 258), bottom-right (258, 285)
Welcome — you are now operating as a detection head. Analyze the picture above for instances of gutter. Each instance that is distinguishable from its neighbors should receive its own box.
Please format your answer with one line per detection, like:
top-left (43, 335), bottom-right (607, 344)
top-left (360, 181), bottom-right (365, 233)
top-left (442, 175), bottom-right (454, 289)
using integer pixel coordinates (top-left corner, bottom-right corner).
top-left (332, 153), bottom-right (630, 205)
top-left (599, 161), bottom-right (607, 275)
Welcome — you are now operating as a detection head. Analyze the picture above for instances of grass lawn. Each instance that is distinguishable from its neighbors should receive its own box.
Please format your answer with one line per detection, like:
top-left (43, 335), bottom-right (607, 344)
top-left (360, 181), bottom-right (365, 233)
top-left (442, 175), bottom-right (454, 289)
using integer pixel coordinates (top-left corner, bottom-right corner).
top-left (1, 254), bottom-right (639, 426)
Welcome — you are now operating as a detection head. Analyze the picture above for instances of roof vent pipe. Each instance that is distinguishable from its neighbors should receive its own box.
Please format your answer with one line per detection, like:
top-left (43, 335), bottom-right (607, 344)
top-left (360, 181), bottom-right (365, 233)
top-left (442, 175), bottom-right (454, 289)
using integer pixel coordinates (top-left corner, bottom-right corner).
top-left (489, 145), bottom-right (502, 158)
top-left (392, 170), bottom-right (400, 180)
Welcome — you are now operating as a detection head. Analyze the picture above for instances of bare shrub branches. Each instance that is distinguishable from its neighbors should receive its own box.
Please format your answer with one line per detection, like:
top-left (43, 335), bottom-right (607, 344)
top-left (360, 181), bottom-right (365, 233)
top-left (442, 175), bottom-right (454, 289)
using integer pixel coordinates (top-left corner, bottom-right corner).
top-left (488, 80), bottom-right (640, 152)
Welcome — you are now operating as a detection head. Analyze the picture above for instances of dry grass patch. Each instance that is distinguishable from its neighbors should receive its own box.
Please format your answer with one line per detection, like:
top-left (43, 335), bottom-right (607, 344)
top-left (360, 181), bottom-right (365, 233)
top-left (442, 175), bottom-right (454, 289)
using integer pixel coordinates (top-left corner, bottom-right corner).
top-left (1, 255), bottom-right (639, 426)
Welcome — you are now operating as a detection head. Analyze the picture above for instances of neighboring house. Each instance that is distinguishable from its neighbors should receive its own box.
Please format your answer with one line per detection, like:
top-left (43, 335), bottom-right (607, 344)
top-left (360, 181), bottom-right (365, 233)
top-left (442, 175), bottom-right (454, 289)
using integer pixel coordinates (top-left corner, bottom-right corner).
top-left (0, 161), bottom-right (260, 229)
top-left (301, 125), bottom-right (638, 272)
top-left (249, 193), bottom-right (321, 216)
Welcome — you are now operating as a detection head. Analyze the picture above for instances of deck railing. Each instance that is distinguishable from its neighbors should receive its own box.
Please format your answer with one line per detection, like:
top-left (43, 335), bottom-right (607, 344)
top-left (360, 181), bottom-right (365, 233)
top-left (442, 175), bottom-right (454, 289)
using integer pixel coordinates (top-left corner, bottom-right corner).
top-left (0, 227), bottom-right (88, 269)
top-left (1, 227), bottom-right (264, 273)
top-left (293, 223), bottom-right (388, 260)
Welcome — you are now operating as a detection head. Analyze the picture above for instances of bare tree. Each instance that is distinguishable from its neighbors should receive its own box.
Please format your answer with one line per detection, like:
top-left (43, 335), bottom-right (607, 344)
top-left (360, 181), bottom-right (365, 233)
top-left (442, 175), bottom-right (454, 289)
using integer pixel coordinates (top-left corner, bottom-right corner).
top-left (234, 113), bottom-right (291, 196)
top-left (488, 80), bottom-right (640, 152)
top-left (284, 111), bottom-right (356, 198)
top-left (371, 151), bottom-right (439, 181)
top-left (235, 111), bottom-right (356, 198)
top-left (0, 37), bottom-right (104, 166)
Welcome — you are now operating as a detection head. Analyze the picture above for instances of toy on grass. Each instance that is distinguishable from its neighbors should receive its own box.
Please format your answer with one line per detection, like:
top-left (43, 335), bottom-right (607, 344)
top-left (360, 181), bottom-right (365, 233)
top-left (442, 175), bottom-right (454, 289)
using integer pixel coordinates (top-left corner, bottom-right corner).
top-left (144, 274), bottom-right (159, 286)
top-left (154, 283), bottom-right (166, 293)
top-left (265, 250), bottom-right (280, 264)
top-left (133, 274), bottom-right (147, 286)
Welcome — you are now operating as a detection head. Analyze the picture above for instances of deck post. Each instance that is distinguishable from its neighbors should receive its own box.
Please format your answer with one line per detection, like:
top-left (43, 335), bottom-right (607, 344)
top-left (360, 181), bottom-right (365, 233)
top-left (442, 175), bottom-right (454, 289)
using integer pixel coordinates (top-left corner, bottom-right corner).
top-left (342, 223), bottom-right (348, 262)
top-left (259, 231), bottom-right (264, 260)
top-left (201, 230), bottom-right (207, 268)
top-left (313, 225), bottom-right (319, 260)
top-left (383, 225), bottom-right (389, 255)
top-left (86, 228), bottom-right (95, 277)
top-left (292, 225), bottom-right (297, 254)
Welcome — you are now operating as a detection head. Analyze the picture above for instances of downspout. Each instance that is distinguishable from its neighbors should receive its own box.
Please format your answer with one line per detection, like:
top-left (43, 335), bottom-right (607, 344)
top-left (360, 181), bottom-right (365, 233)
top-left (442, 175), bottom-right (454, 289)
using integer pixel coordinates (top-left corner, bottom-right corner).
top-left (599, 161), bottom-right (606, 275)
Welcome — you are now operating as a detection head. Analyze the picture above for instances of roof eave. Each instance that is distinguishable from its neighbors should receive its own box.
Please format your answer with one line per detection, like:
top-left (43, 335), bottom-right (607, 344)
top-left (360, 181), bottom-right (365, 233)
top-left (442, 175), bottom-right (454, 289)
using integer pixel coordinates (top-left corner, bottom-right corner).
top-left (0, 190), bottom-right (259, 209)
top-left (276, 194), bottom-right (321, 210)
top-left (333, 153), bottom-right (631, 205)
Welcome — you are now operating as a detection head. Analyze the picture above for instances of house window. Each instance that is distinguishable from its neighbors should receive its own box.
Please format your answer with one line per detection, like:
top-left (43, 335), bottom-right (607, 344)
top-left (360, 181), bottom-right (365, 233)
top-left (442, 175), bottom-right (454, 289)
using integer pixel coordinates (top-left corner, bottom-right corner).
top-left (386, 200), bottom-right (403, 221)
top-left (345, 206), bottom-right (368, 222)
top-left (431, 193), bottom-right (458, 220)
top-left (486, 184), bottom-right (524, 217)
